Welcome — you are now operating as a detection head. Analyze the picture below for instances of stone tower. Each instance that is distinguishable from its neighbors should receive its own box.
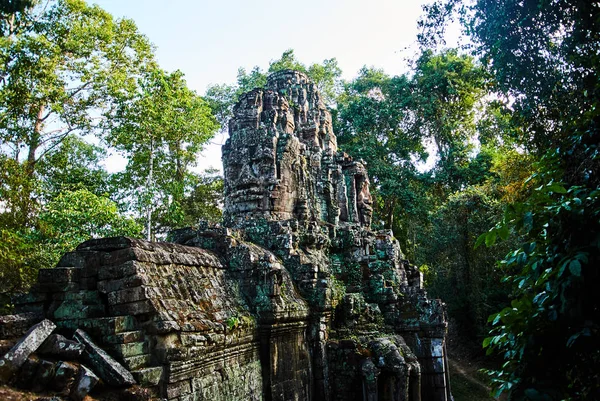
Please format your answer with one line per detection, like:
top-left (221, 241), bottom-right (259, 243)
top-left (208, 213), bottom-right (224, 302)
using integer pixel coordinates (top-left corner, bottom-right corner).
top-left (223, 70), bottom-right (372, 227)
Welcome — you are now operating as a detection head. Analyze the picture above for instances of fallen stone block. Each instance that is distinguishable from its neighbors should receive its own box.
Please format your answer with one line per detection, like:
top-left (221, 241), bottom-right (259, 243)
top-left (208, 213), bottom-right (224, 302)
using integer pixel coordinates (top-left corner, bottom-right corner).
top-left (52, 361), bottom-right (79, 395)
top-left (70, 364), bottom-right (99, 401)
top-left (32, 359), bottom-right (56, 392)
top-left (73, 329), bottom-right (135, 387)
top-left (131, 366), bottom-right (163, 386)
top-left (14, 355), bottom-right (39, 389)
top-left (38, 334), bottom-right (85, 359)
top-left (0, 319), bottom-right (56, 383)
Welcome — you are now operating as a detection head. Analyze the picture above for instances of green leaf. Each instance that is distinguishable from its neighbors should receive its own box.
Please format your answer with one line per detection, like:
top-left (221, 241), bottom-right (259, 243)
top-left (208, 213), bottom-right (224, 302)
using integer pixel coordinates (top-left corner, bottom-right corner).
top-left (497, 224), bottom-right (510, 241)
top-left (474, 233), bottom-right (486, 248)
top-left (568, 259), bottom-right (581, 277)
top-left (546, 183), bottom-right (567, 194)
top-left (485, 230), bottom-right (497, 247)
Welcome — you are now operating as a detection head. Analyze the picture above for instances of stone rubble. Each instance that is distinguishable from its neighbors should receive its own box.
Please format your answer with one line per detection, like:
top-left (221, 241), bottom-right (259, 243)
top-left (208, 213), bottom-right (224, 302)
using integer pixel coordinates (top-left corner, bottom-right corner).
top-left (0, 319), bottom-right (56, 383)
top-left (73, 328), bottom-right (136, 387)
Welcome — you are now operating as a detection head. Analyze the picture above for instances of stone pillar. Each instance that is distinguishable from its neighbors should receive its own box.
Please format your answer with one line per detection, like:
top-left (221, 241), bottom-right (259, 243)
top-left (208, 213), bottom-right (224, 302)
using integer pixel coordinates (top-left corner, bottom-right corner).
top-left (361, 359), bottom-right (379, 401)
top-left (417, 336), bottom-right (448, 401)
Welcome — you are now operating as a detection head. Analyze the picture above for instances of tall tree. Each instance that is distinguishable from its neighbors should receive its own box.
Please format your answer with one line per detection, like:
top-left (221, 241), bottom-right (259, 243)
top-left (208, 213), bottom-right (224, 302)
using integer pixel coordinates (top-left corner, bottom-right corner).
top-left (335, 67), bottom-right (426, 239)
top-left (335, 50), bottom-right (488, 252)
top-left (411, 49), bottom-right (487, 192)
top-left (0, 0), bottom-right (153, 225)
top-left (107, 67), bottom-right (219, 240)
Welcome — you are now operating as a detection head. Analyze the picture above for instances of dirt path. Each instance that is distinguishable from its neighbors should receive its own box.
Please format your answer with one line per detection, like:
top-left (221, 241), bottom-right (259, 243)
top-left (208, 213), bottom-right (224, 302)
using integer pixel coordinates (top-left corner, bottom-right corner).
top-left (448, 357), bottom-right (498, 401)
top-left (450, 358), bottom-right (494, 393)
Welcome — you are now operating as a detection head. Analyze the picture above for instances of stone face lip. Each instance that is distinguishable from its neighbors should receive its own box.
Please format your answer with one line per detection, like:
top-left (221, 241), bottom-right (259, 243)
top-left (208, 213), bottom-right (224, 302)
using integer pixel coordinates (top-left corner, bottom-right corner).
top-left (73, 329), bottom-right (135, 387)
top-left (0, 319), bottom-right (56, 383)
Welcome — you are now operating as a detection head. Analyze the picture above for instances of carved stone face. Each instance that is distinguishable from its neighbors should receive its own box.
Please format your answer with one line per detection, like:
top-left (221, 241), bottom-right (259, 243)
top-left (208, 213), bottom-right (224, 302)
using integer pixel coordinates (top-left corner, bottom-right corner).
top-left (223, 89), bottom-right (302, 222)
top-left (223, 70), bottom-right (372, 228)
top-left (356, 173), bottom-right (373, 227)
top-left (223, 137), bottom-right (278, 216)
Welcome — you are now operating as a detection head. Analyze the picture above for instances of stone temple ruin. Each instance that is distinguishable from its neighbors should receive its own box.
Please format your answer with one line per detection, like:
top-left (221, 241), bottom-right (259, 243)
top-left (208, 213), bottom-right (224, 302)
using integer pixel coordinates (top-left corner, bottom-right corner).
top-left (0, 70), bottom-right (450, 401)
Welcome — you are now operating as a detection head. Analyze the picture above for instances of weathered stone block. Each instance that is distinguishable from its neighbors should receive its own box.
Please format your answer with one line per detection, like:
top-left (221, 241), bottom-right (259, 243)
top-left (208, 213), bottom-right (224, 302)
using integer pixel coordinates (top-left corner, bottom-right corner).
top-left (0, 313), bottom-right (43, 339)
top-left (104, 330), bottom-right (145, 345)
top-left (97, 260), bottom-right (140, 280)
top-left (121, 354), bottom-right (152, 371)
top-left (52, 361), bottom-right (79, 395)
top-left (38, 334), bottom-right (85, 359)
top-left (73, 329), bottom-right (135, 387)
top-left (132, 366), bottom-right (163, 386)
top-left (0, 319), bottom-right (56, 383)
top-left (70, 364), bottom-right (99, 401)
top-left (110, 341), bottom-right (148, 359)
top-left (98, 274), bottom-right (146, 294)
top-left (108, 286), bottom-right (156, 305)
top-left (109, 299), bottom-right (155, 316)
top-left (87, 316), bottom-right (138, 336)
top-left (167, 379), bottom-right (191, 399)
top-left (31, 359), bottom-right (56, 392)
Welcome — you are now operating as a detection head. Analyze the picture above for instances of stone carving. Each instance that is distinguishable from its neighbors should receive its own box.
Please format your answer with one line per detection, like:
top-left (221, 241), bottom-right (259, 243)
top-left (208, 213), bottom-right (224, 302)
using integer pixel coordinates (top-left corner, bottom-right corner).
top-left (0, 70), bottom-right (450, 401)
top-left (223, 70), bottom-right (368, 228)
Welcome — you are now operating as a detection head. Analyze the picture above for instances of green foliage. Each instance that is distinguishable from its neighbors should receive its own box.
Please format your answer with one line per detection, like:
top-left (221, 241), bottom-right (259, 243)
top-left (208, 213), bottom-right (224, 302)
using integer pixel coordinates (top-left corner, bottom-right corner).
top-left (0, 0), bottom-right (153, 229)
top-left (0, 228), bottom-right (35, 312)
top-left (480, 144), bottom-right (600, 399)
top-left (0, 1), bottom-right (221, 305)
top-left (36, 135), bottom-right (110, 198)
top-left (36, 188), bottom-right (141, 265)
top-left (421, 186), bottom-right (512, 341)
top-left (420, 0), bottom-right (600, 398)
top-left (335, 66), bottom-right (426, 237)
top-left (0, 155), bottom-right (38, 228)
top-left (226, 315), bottom-right (240, 331)
top-left (335, 50), bottom-right (489, 256)
top-left (107, 66), bottom-right (219, 239)
top-left (0, 188), bottom-right (141, 312)
top-left (179, 169), bottom-right (224, 226)
top-left (411, 49), bottom-right (488, 191)
top-left (204, 49), bottom-right (343, 129)
top-left (330, 276), bottom-right (346, 309)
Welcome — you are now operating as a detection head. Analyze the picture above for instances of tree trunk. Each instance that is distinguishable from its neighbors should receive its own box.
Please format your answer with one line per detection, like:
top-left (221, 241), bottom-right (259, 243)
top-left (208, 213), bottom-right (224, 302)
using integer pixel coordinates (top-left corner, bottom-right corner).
top-left (25, 105), bottom-right (45, 176)
top-left (146, 137), bottom-right (154, 241)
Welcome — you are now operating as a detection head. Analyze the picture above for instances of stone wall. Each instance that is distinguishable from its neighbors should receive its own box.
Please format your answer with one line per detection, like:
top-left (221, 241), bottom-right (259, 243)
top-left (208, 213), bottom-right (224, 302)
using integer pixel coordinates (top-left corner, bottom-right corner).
top-left (0, 70), bottom-right (451, 401)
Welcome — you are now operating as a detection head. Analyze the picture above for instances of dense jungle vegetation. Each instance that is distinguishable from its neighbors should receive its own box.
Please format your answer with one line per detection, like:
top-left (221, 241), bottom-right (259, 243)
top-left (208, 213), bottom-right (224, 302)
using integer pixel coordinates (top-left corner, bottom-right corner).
top-left (1, 0), bottom-right (598, 399)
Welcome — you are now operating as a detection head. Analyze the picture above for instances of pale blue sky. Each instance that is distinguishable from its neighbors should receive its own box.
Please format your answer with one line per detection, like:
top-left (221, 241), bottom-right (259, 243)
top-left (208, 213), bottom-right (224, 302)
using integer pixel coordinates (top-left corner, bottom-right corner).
top-left (89, 0), bottom-right (449, 171)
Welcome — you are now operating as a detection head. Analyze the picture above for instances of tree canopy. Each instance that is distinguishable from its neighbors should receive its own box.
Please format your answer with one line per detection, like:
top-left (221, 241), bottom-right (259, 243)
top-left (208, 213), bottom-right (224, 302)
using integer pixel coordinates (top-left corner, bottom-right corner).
top-left (0, 0), bottom-right (221, 309)
top-left (419, 0), bottom-right (600, 398)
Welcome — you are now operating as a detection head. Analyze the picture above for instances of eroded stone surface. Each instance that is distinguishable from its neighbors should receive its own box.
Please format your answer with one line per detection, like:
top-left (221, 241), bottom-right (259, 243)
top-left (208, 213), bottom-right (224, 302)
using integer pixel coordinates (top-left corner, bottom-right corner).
top-left (38, 334), bottom-right (84, 360)
top-left (70, 364), bottom-right (99, 401)
top-left (0, 319), bottom-right (55, 383)
top-left (73, 329), bottom-right (135, 387)
top-left (223, 70), bottom-right (372, 228)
